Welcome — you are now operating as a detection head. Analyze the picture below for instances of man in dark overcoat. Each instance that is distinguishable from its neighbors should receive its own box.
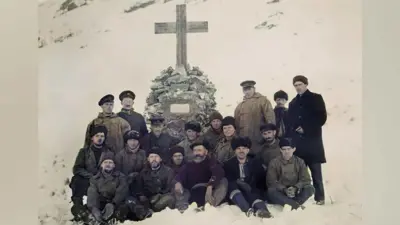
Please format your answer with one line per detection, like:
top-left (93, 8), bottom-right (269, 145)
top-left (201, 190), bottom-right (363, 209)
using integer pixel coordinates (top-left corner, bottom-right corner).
top-left (287, 75), bottom-right (327, 205)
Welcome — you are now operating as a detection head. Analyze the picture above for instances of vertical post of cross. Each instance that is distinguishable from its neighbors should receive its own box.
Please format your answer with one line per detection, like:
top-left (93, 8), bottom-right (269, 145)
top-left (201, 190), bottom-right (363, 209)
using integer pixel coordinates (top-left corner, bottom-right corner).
top-left (176, 4), bottom-right (188, 74)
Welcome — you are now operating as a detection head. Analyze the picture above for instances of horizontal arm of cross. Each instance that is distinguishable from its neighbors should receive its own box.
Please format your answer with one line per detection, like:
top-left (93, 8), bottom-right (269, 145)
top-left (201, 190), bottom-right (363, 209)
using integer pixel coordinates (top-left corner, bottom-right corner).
top-left (154, 21), bottom-right (209, 34)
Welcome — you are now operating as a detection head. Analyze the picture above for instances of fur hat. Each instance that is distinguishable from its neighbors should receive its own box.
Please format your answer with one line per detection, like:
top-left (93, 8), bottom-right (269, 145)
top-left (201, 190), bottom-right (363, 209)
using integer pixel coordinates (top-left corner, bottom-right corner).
top-left (260, 123), bottom-right (277, 132)
top-left (209, 111), bottom-right (223, 123)
top-left (231, 136), bottom-right (252, 150)
top-left (98, 94), bottom-right (114, 106)
top-left (170, 145), bottom-right (185, 156)
top-left (190, 140), bottom-right (211, 151)
top-left (90, 125), bottom-right (108, 138)
top-left (279, 138), bottom-right (295, 148)
top-left (146, 147), bottom-right (162, 157)
top-left (293, 75), bottom-right (309, 85)
top-left (185, 121), bottom-right (202, 133)
top-left (274, 90), bottom-right (288, 101)
top-left (221, 116), bottom-right (236, 129)
top-left (123, 130), bottom-right (140, 143)
top-left (100, 152), bottom-right (115, 164)
top-left (149, 115), bottom-right (165, 125)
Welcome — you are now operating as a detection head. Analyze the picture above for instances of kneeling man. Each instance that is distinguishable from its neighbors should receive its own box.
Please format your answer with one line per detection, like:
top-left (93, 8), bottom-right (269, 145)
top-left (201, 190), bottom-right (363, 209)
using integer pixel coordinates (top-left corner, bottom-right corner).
top-left (174, 141), bottom-right (228, 212)
top-left (266, 138), bottom-right (314, 210)
top-left (224, 136), bottom-right (272, 218)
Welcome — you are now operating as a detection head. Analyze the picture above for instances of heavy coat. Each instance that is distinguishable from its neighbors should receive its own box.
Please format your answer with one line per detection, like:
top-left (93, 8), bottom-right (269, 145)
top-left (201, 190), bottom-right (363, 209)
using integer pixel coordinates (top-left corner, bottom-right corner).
top-left (115, 147), bottom-right (147, 177)
top-left (287, 90), bottom-right (327, 164)
top-left (266, 155), bottom-right (312, 191)
top-left (136, 164), bottom-right (175, 198)
top-left (200, 127), bottom-right (222, 151)
top-left (223, 157), bottom-right (266, 195)
top-left (87, 171), bottom-right (129, 210)
top-left (141, 132), bottom-right (181, 161)
top-left (72, 146), bottom-right (114, 179)
top-left (274, 107), bottom-right (290, 138)
top-left (234, 92), bottom-right (276, 145)
top-left (211, 136), bottom-right (236, 164)
top-left (255, 139), bottom-right (281, 170)
top-left (84, 112), bottom-right (131, 153)
top-left (117, 109), bottom-right (149, 138)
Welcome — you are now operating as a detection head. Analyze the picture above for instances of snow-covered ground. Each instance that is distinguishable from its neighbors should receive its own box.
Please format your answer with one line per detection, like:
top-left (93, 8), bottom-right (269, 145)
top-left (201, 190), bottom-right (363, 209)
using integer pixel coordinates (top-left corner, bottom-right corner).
top-left (38, 0), bottom-right (362, 224)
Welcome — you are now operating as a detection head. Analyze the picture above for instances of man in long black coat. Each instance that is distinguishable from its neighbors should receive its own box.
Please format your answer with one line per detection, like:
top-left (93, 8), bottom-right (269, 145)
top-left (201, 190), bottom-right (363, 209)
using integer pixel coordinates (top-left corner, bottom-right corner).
top-left (287, 75), bottom-right (327, 205)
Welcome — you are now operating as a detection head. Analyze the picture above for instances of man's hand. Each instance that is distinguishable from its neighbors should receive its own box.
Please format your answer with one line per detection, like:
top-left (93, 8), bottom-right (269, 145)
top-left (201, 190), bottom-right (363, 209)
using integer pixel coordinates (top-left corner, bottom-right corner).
top-left (91, 208), bottom-right (104, 223)
top-left (295, 126), bottom-right (304, 134)
top-left (175, 182), bottom-right (183, 194)
top-left (150, 194), bottom-right (161, 204)
top-left (205, 186), bottom-right (216, 206)
top-left (284, 186), bottom-right (297, 198)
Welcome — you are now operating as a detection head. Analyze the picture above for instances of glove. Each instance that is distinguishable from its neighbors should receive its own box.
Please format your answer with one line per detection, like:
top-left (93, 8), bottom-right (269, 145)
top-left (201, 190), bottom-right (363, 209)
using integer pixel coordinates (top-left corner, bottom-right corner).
top-left (174, 182), bottom-right (183, 194)
top-left (102, 203), bottom-right (115, 221)
top-left (205, 186), bottom-right (216, 206)
top-left (91, 208), bottom-right (104, 223)
top-left (236, 179), bottom-right (252, 193)
top-left (284, 186), bottom-right (297, 198)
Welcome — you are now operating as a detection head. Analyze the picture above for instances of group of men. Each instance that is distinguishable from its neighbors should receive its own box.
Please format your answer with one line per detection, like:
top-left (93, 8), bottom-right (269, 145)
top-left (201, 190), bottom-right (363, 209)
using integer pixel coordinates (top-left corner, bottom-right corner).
top-left (68, 75), bottom-right (328, 225)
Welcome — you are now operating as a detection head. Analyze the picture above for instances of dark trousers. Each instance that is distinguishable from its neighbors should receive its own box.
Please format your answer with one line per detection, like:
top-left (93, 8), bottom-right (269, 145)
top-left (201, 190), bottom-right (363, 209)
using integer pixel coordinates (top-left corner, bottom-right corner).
top-left (69, 175), bottom-right (90, 204)
top-left (228, 181), bottom-right (266, 213)
top-left (267, 185), bottom-right (314, 209)
top-left (306, 163), bottom-right (325, 201)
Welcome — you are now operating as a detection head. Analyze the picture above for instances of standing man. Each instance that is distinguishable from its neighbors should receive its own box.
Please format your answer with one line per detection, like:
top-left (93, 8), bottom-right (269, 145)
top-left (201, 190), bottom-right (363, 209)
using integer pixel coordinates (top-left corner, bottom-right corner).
top-left (255, 123), bottom-right (281, 170)
top-left (117, 90), bottom-right (149, 138)
top-left (287, 75), bottom-right (327, 205)
top-left (273, 90), bottom-right (290, 138)
top-left (84, 94), bottom-right (131, 153)
top-left (234, 80), bottom-right (276, 149)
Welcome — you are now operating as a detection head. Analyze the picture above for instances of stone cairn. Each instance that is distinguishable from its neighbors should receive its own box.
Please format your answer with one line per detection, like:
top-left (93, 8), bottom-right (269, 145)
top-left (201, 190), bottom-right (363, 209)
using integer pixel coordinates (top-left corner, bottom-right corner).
top-left (144, 65), bottom-right (217, 140)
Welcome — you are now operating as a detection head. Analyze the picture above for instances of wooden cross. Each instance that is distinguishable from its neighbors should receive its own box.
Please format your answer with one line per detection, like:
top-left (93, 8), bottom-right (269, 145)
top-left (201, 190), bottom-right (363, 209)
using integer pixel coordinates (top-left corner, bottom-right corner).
top-left (154, 4), bottom-right (208, 76)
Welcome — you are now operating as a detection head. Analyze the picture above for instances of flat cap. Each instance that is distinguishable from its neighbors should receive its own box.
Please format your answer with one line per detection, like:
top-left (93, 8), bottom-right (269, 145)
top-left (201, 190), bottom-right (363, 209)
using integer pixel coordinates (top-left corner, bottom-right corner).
top-left (260, 123), bottom-right (277, 132)
top-left (119, 90), bottom-right (136, 101)
top-left (149, 115), bottom-right (165, 124)
top-left (240, 80), bottom-right (256, 87)
top-left (98, 94), bottom-right (115, 106)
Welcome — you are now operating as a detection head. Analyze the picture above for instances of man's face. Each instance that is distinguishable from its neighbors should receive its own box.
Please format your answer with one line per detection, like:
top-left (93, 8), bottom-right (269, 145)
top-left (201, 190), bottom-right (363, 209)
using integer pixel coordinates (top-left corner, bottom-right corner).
top-left (262, 130), bottom-right (276, 142)
top-left (294, 81), bottom-right (308, 94)
top-left (275, 98), bottom-right (287, 107)
top-left (192, 145), bottom-right (208, 163)
top-left (243, 87), bottom-right (255, 98)
top-left (235, 146), bottom-right (249, 159)
top-left (186, 129), bottom-right (198, 141)
top-left (280, 146), bottom-right (295, 160)
top-left (211, 119), bottom-right (222, 130)
top-left (127, 139), bottom-right (139, 150)
top-left (101, 160), bottom-right (115, 172)
top-left (223, 125), bottom-right (235, 137)
top-left (121, 98), bottom-right (134, 109)
top-left (172, 152), bottom-right (184, 165)
top-left (101, 102), bottom-right (114, 114)
top-left (151, 124), bottom-right (164, 136)
top-left (148, 154), bottom-right (162, 168)
top-left (91, 133), bottom-right (105, 146)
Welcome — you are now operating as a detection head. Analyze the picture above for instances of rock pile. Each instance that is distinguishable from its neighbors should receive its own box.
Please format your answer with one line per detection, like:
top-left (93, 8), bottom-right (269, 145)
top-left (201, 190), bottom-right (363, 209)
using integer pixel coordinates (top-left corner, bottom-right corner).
top-left (144, 66), bottom-right (217, 140)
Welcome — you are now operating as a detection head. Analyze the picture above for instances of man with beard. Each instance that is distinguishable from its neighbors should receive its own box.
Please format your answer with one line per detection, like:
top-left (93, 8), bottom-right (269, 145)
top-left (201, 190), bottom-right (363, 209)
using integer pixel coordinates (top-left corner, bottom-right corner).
top-left (266, 138), bottom-right (314, 211)
top-left (212, 116), bottom-right (237, 164)
top-left (174, 141), bottom-right (228, 212)
top-left (255, 123), bottom-right (281, 170)
top-left (87, 153), bottom-right (129, 224)
top-left (287, 75), bottom-right (327, 205)
top-left (69, 125), bottom-right (114, 222)
top-left (141, 115), bottom-right (180, 161)
top-left (224, 136), bottom-right (272, 218)
top-left (84, 94), bottom-right (131, 153)
top-left (168, 145), bottom-right (186, 175)
top-left (115, 130), bottom-right (147, 184)
top-left (273, 90), bottom-right (290, 138)
top-left (136, 147), bottom-right (176, 213)
top-left (117, 90), bottom-right (149, 138)
top-left (201, 111), bottom-right (223, 150)
top-left (178, 121), bottom-right (202, 162)
top-left (234, 80), bottom-right (276, 149)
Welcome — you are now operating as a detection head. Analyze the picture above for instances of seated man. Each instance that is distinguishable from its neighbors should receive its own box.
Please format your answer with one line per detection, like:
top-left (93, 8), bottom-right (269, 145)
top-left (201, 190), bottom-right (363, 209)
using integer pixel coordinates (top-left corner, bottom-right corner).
top-left (212, 116), bottom-right (237, 164)
top-left (178, 121), bottom-right (202, 162)
top-left (135, 147), bottom-right (176, 213)
top-left (224, 136), bottom-right (272, 218)
top-left (174, 140), bottom-right (228, 212)
top-left (266, 138), bottom-right (315, 210)
top-left (86, 153), bottom-right (129, 224)
top-left (69, 125), bottom-right (114, 222)
top-left (168, 145), bottom-right (186, 176)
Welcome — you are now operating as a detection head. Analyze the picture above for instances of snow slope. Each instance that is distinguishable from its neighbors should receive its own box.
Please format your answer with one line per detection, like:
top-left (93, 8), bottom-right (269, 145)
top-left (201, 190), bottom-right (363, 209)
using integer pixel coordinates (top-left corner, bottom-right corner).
top-left (38, 0), bottom-right (362, 224)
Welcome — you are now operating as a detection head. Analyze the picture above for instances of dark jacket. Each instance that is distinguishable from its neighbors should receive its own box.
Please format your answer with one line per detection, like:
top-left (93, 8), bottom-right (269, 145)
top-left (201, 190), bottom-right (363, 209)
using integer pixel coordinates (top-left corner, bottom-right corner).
top-left (255, 139), bottom-right (281, 170)
top-left (175, 156), bottom-right (225, 190)
top-left (115, 147), bottom-right (147, 176)
top-left (141, 132), bottom-right (180, 161)
top-left (87, 171), bottom-right (129, 210)
top-left (287, 89), bottom-right (327, 164)
top-left (274, 106), bottom-right (290, 138)
top-left (72, 146), bottom-right (114, 179)
top-left (117, 109), bottom-right (149, 137)
top-left (266, 155), bottom-right (312, 191)
top-left (200, 127), bottom-right (222, 151)
top-left (223, 156), bottom-right (266, 194)
top-left (136, 164), bottom-right (175, 197)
